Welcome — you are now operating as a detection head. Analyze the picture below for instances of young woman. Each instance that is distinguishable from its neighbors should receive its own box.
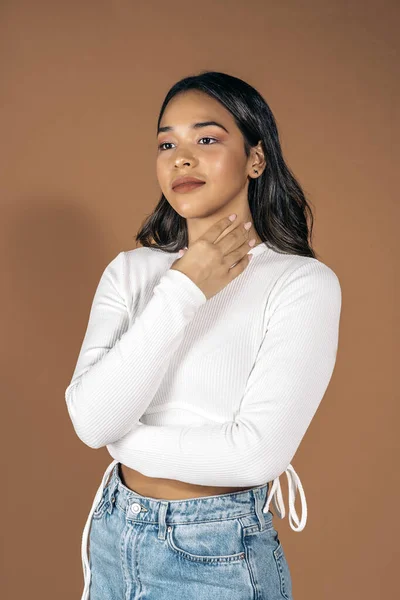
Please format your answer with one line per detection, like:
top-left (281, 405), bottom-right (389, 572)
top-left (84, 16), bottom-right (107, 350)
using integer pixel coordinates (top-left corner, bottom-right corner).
top-left (65, 71), bottom-right (342, 600)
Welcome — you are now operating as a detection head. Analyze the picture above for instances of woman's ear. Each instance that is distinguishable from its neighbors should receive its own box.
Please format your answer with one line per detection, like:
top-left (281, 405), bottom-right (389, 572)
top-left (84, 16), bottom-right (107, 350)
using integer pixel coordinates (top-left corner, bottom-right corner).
top-left (249, 140), bottom-right (266, 177)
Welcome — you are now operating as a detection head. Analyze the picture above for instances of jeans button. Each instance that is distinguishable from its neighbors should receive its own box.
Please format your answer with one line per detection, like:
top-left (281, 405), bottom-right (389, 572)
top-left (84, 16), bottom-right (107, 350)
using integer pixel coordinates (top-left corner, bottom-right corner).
top-left (130, 502), bottom-right (141, 514)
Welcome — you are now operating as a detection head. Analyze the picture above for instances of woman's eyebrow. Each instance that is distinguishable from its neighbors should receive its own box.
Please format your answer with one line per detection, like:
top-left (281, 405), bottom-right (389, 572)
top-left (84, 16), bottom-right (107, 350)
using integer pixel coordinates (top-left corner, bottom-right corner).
top-left (157, 121), bottom-right (229, 135)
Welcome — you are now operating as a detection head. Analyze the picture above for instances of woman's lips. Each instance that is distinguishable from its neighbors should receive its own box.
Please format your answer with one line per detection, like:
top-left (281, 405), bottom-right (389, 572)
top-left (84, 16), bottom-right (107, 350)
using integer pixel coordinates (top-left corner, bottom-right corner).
top-left (173, 182), bottom-right (206, 193)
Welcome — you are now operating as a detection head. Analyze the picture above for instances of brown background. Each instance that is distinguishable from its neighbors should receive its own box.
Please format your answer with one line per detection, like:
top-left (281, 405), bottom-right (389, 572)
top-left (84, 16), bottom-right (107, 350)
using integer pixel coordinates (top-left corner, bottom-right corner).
top-left (0, 1), bottom-right (398, 598)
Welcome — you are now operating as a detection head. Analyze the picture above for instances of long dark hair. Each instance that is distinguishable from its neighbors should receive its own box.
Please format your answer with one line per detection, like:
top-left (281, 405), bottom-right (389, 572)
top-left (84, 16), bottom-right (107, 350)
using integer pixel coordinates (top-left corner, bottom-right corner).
top-left (135, 71), bottom-right (317, 259)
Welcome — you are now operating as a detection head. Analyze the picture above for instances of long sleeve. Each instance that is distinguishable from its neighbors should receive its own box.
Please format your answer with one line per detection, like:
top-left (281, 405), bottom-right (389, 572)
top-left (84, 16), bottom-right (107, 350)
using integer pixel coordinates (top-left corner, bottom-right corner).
top-left (107, 260), bottom-right (342, 487)
top-left (65, 251), bottom-right (207, 449)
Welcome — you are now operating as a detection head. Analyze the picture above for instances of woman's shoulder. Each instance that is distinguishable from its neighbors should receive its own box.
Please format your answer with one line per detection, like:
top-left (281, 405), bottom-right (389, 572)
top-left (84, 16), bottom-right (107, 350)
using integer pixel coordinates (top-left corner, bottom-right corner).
top-left (106, 246), bottom-right (178, 289)
top-left (263, 245), bottom-right (340, 284)
top-left (105, 245), bottom-right (175, 268)
top-left (259, 247), bottom-right (341, 311)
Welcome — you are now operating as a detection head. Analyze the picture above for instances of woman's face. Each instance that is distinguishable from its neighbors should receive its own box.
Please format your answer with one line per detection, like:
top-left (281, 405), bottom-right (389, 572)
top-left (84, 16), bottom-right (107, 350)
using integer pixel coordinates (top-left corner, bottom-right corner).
top-left (156, 90), bottom-right (261, 229)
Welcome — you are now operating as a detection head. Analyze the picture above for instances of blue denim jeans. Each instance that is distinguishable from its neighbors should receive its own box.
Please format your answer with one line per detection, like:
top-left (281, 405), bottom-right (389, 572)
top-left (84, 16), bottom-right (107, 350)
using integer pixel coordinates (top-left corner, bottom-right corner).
top-left (87, 461), bottom-right (293, 599)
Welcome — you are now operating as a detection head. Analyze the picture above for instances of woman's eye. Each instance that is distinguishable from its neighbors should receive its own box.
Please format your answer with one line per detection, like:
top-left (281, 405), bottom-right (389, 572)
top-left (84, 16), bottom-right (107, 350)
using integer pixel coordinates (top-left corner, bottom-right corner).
top-left (198, 137), bottom-right (217, 145)
top-left (158, 137), bottom-right (218, 151)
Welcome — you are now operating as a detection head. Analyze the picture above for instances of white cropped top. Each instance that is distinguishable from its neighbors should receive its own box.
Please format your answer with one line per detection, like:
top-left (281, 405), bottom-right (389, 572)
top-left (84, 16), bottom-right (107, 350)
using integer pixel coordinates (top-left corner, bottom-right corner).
top-left (65, 241), bottom-right (342, 599)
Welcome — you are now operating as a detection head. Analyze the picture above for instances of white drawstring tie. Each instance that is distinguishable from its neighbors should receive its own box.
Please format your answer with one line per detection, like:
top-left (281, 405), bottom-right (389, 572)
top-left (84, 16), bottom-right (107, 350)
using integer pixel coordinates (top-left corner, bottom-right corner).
top-left (262, 463), bottom-right (307, 531)
top-left (80, 459), bottom-right (119, 600)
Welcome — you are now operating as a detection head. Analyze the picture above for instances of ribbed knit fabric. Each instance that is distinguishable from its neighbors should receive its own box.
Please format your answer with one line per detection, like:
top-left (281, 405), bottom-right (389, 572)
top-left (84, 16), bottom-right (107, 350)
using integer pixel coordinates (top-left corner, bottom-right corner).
top-left (65, 241), bottom-right (342, 527)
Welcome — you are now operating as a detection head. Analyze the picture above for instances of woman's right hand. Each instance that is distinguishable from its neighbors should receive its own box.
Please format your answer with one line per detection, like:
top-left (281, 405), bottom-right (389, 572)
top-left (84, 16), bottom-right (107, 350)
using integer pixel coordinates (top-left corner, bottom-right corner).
top-left (170, 215), bottom-right (256, 300)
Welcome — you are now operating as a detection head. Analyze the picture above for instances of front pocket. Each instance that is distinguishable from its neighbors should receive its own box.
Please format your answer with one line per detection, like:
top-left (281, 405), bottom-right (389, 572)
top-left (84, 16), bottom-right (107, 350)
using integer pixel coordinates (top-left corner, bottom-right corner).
top-left (273, 541), bottom-right (293, 599)
top-left (166, 518), bottom-right (246, 564)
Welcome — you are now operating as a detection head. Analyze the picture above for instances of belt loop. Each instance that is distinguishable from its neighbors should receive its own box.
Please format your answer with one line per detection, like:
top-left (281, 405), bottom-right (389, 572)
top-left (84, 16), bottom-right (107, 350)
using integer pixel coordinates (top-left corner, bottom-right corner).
top-left (106, 463), bottom-right (119, 514)
top-left (253, 486), bottom-right (267, 531)
top-left (157, 501), bottom-right (169, 540)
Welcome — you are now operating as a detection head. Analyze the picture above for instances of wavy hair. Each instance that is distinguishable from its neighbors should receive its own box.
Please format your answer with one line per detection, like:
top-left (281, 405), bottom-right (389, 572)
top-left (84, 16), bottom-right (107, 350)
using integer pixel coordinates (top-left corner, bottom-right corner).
top-left (135, 71), bottom-right (317, 259)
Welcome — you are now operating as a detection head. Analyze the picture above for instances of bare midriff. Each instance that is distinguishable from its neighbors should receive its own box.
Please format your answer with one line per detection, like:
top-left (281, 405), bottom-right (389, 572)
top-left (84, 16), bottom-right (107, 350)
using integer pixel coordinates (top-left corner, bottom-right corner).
top-left (119, 464), bottom-right (254, 500)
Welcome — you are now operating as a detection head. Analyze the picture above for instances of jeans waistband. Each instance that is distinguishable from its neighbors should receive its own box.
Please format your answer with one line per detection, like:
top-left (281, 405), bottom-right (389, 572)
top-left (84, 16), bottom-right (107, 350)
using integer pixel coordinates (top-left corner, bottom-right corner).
top-left (81, 459), bottom-right (274, 599)
top-left (104, 462), bottom-right (272, 531)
